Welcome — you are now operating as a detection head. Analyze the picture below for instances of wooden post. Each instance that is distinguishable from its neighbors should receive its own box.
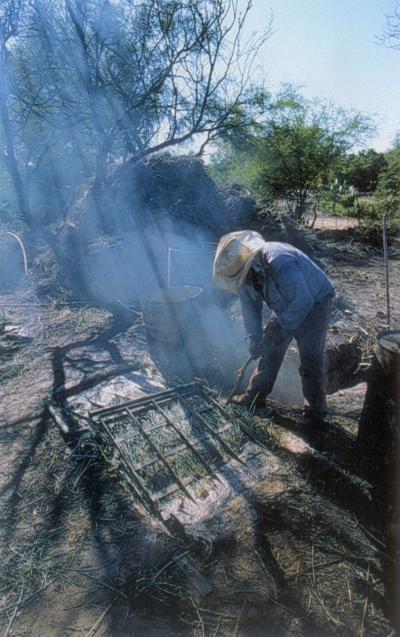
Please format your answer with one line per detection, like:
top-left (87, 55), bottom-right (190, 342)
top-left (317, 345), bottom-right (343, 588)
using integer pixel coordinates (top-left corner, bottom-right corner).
top-left (383, 214), bottom-right (391, 328)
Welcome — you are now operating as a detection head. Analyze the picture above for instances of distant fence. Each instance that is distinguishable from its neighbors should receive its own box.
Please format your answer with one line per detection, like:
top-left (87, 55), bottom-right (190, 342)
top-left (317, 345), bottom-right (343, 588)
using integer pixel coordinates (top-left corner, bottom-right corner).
top-left (263, 197), bottom-right (360, 231)
top-left (303, 212), bottom-right (359, 230)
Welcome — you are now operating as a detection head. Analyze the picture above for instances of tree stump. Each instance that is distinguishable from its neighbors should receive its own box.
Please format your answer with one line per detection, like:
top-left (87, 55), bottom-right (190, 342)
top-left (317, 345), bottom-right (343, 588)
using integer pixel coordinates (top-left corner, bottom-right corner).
top-left (357, 330), bottom-right (400, 629)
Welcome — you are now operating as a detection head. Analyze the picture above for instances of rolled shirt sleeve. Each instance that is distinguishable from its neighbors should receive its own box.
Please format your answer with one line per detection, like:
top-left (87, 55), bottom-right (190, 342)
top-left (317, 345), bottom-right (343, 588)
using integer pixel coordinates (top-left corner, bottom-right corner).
top-left (272, 262), bottom-right (315, 333)
top-left (238, 285), bottom-right (263, 340)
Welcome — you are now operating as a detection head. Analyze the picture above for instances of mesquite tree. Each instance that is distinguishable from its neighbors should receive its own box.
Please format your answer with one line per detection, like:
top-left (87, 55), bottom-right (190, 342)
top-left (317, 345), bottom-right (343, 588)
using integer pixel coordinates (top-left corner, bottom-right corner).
top-left (381, 0), bottom-right (400, 50)
top-left (0, 0), bottom-right (270, 233)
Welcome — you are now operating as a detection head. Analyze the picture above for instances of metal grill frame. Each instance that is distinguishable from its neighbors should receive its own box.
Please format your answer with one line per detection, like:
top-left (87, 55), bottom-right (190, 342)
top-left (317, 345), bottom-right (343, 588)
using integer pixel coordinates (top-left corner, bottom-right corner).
top-left (90, 382), bottom-right (265, 521)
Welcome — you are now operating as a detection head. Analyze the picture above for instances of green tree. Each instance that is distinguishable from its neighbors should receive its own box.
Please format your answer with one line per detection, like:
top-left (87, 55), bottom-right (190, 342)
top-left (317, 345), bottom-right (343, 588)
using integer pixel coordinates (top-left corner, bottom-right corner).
top-left (211, 86), bottom-right (373, 222)
top-left (376, 143), bottom-right (400, 228)
top-left (354, 141), bottom-right (400, 233)
top-left (341, 149), bottom-right (387, 193)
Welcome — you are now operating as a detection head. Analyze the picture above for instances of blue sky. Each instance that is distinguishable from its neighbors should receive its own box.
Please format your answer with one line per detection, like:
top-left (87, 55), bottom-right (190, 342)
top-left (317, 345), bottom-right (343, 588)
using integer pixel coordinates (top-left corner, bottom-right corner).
top-left (239, 0), bottom-right (400, 151)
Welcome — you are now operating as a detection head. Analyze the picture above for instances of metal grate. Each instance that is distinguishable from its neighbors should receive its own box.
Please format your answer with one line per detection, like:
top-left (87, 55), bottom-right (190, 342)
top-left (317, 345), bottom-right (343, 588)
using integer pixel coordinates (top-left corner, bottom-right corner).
top-left (90, 383), bottom-right (264, 521)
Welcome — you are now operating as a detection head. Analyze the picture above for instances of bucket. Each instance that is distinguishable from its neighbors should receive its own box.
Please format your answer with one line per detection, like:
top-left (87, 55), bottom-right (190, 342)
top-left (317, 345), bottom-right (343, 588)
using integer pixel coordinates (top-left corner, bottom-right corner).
top-left (141, 285), bottom-right (203, 345)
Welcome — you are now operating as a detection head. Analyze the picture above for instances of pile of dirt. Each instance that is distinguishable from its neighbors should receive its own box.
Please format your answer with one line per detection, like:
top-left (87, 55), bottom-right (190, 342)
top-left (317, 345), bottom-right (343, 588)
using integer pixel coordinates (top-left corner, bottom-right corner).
top-left (59, 154), bottom-right (257, 304)
top-left (107, 154), bottom-right (256, 235)
top-left (13, 155), bottom-right (316, 304)
top-left (249, 199), bottom-right (315, 254)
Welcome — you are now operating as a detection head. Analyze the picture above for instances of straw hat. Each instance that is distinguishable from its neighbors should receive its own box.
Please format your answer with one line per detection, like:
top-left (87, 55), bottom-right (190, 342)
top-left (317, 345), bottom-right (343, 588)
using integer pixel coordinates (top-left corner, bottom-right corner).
top-left (213, 230), bottom-right (265, 293)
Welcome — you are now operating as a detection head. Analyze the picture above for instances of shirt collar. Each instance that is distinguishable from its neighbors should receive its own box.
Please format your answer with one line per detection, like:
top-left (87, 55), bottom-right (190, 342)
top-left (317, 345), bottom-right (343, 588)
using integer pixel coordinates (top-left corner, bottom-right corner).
top-left (251, 252), bottom-right (264, 273)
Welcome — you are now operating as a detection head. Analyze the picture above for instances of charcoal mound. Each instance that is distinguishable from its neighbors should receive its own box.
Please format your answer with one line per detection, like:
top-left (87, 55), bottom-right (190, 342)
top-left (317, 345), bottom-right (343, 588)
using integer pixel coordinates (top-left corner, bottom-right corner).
top-left (61, 154), bottom-right (256, 304)
top-left (104, 153), bottom-right (256, 234)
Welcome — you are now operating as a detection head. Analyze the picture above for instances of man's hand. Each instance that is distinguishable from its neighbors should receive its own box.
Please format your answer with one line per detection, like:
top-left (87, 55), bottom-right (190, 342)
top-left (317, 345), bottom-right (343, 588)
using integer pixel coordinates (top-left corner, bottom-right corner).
top-left (249, 335), bottom-right (262, 359)
top-left (263, 319), bottom-right (284, 341)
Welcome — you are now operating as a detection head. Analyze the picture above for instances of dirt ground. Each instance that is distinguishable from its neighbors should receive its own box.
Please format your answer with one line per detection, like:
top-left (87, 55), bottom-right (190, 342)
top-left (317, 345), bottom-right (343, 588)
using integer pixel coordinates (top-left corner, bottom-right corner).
top-left (0, 230), bottom-right (399, 637)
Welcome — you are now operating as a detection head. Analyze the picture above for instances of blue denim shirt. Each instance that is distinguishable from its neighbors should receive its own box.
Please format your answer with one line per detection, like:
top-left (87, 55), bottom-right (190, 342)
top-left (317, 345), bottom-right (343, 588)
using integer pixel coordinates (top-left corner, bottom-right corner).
top-left (238, 242), bottom-right (334, 337)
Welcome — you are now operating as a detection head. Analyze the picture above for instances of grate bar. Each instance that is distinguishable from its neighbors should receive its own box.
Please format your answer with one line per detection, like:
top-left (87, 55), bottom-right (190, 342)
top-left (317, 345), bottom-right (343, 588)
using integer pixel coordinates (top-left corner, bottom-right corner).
top-left (205, 393), bottom-right (269, 451)
top-left (98, 416), bottom-right (163, 520)
top-left (89, 382), bottom-right (266, 521)
top-left (123, 424), bottom-right (231, 471)
top-left (177, 394), bottom-right (244, 465)
top-left (131, 441), bottom-right (189, 470)
top-left (151, 400), bottom-right (221, 482)
top-left (112, 409), bottom-right (212, 439)
top-left (126, 407), bottom-right (195, 502)
top-left (151, 475), bottom-right (195, 502)
top-left (92, 383), bottom-right (198, 418)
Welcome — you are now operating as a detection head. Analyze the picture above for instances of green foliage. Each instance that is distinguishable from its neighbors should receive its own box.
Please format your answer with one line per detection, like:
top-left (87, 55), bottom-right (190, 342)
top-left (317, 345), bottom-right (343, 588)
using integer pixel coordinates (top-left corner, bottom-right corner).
top-left (212, 85), bottom-right (374, 222)
top-left (356, 198), bottom-right (381, 230)
top-left (375, 145), bottom-right (400, 228)
top-left (340, 193), bottom-right (356, 209)
top-left (315, 187), bottom-right (357, 218)
top-left (340, 149), bottom-right (387, 192)
top-left (350, 143), bottom-right (400, 234)
top-left (208, 144), bottom-right (262, 193)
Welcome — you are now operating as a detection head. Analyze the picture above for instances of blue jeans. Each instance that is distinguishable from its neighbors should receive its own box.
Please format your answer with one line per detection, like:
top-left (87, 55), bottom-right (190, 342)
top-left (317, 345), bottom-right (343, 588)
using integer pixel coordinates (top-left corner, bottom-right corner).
top-left (247, 294), bottom-right (333, 413)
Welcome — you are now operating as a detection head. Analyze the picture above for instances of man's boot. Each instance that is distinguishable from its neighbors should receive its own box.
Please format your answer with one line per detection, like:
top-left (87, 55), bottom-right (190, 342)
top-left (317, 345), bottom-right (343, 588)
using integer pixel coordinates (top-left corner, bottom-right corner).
top-left (229, 392), bottom-right (265, 408)
top-left (297, 408), bottom-right (327, 426)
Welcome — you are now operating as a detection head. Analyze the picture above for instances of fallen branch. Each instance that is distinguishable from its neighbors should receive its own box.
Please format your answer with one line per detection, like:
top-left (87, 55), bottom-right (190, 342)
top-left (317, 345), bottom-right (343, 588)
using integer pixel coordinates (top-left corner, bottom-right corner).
top-left (83, 601), bottom-right (114, 637)
top-left (4, 584), bottom-right (24, 637)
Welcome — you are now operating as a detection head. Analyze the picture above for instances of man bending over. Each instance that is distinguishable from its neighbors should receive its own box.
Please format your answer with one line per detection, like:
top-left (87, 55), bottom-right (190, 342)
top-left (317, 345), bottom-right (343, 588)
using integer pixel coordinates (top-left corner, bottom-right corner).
top-left (213, 230), bottom-right (334, 422)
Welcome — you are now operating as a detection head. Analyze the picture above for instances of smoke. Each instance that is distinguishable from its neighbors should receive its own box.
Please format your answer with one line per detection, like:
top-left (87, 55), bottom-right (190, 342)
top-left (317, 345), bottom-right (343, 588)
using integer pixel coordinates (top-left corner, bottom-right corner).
top-left (0, 232), bottom-right (29, 293)
top-left (0, 0), bottom-right (298, 404)
top-left (78, 213), bottom-right (303, 402)
top-left (0, 170), bottom-right (303, 404)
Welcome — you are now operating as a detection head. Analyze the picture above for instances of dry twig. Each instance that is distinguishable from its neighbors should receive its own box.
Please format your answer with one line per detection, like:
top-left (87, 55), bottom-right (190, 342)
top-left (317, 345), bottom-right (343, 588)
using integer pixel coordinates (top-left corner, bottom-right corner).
top-left (4, 584), bottom-right (24, 637)
top-left (83, 601), bottom-right (114, 637)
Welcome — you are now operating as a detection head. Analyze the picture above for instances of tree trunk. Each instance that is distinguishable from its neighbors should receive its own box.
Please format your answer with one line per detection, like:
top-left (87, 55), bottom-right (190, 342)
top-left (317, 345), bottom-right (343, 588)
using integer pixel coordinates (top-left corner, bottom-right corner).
top-left (0, 63), bottom-right (34, 227)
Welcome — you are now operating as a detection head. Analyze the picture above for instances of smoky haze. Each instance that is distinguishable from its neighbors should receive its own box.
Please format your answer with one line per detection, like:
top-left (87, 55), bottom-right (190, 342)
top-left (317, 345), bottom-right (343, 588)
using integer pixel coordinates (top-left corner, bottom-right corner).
top-left (0, 0), bottom-right (302, 403)
top-left (0, 0), bottom-right (268, 260)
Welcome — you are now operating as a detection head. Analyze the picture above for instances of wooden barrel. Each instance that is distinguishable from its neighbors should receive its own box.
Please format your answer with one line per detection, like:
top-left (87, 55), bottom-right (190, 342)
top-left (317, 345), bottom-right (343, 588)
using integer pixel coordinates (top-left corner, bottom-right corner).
top-left (358, 330), bottom-right (400, 451)
top-left (357, 331), bottom-right (400, 629)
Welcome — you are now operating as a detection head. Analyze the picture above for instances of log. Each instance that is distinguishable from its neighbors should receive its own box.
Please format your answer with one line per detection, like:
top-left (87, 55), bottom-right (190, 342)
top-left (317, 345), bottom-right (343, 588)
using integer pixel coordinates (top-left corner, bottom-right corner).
top-left (47, 402), bottom-right (71, 435)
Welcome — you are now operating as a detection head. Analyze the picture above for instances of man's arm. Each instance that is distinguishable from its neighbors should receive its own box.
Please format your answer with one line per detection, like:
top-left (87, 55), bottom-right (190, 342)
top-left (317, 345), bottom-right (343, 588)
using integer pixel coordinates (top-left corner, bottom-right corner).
top-left (238, 284), bottom-right (263, 340)
top-left (272, 263), bottom-right (315, 333)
